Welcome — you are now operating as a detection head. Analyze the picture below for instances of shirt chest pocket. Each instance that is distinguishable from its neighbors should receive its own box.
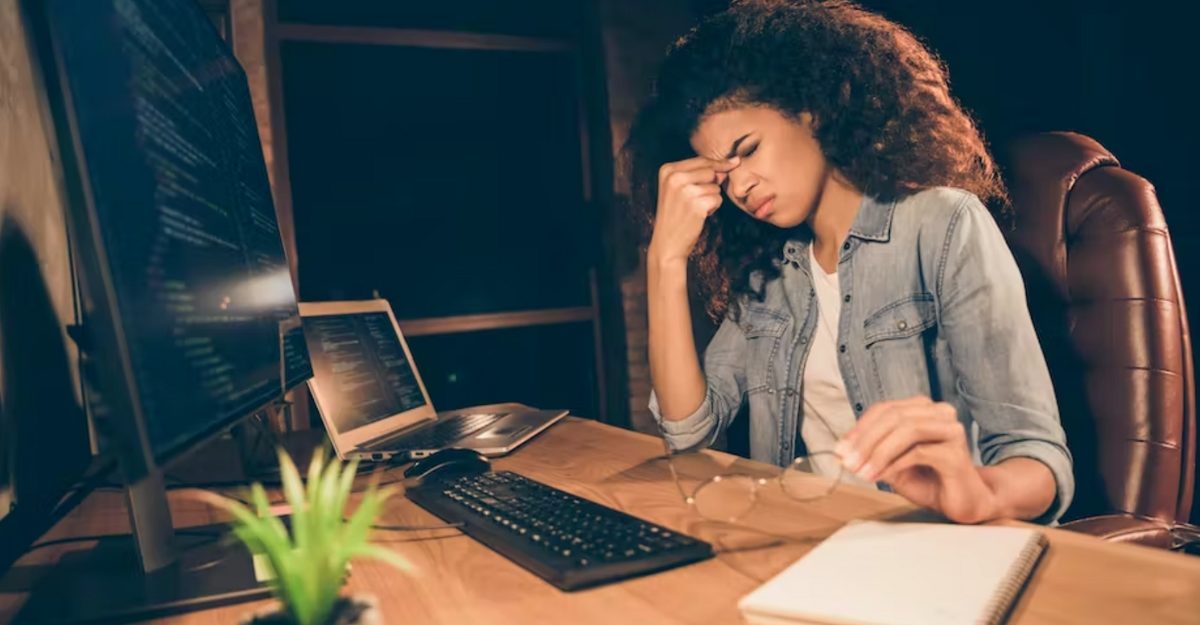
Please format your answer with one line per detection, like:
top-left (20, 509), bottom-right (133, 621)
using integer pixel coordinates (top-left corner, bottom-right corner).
top-left (863, 294), bottom-right (936, 346)
top-left (740, 307), bottom-right (790, 393)
top-left (862, 294), bottom-right (937, 397)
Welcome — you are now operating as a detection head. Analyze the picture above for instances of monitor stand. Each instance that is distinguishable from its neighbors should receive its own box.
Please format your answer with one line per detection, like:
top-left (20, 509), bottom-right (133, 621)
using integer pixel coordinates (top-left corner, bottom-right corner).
top-left (14, 462), bottom-right (284, 624)
top-left (15, 522), bottom-right (270, 624)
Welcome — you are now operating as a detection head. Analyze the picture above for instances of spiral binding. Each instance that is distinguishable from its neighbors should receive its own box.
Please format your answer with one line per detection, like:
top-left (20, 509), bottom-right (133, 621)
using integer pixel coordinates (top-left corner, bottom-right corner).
top-left (977, 532), bottom-right (1049, 625)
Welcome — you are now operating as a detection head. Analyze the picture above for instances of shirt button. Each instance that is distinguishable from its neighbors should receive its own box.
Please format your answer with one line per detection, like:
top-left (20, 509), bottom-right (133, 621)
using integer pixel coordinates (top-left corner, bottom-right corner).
top-left (800, 335), bottom-right (808, 343)
top-left (842, 241), bottom-right (851, 251)
top-left (854, 403), bottom-right (864, 412)
top-left (897, 320), bottom-right (908, 330)
top-left (843, 294), bottom-right (851, 303)
top-left (839, 344), bottom-right (847, 353)
top-left (767, 387), bottom-right (775, 394)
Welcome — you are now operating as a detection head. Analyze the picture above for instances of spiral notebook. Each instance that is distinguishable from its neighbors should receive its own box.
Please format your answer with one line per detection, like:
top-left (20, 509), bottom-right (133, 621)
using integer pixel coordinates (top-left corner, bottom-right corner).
top-left (738, 520), bottom-right (1047, 625)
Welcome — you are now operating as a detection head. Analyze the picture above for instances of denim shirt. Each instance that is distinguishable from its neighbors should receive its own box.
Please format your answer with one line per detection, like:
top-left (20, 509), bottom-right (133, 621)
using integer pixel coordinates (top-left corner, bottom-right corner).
top-left (650, 187), bottom-right (1074, 524)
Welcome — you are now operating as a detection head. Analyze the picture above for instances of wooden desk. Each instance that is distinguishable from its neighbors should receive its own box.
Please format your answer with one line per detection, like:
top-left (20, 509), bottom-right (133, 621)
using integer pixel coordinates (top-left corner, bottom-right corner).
top-left (4, 417), bottom-right (1200, 624)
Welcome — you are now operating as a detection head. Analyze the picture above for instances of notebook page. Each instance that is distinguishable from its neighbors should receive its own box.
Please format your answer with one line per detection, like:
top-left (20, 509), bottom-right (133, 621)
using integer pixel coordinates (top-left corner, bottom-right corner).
top-left (738, 521), bottom-right (1044, 625)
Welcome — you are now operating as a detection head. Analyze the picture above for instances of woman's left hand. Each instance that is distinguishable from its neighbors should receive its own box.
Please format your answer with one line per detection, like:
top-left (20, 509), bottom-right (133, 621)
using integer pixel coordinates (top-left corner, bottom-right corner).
top-left (835, 396), bottom-right (1001, 524)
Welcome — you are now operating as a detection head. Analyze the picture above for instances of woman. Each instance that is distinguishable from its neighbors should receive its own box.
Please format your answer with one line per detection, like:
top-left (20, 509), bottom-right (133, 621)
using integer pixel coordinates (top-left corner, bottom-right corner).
top-left (626, 0), bottom-right (1073, 524)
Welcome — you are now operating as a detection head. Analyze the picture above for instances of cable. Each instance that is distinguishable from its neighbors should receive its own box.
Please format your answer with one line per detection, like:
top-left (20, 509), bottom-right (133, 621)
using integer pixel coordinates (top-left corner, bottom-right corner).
top-left (370, 521), bottom-right (464, 532)
top-left (93, 486), bottom-right (457, 533)
top-left (152, 470), bottom-right (406, 493)
top-left (42, 456), bottom-right (118, 532)
top-left (161, 453), bottom-right (408, 491)
top-left (374, 533), bottom-right (466, 544)
top-left (165, 477), bottom-right (285, 490)
top-left (62, 183), bottom-right (88, 448)
top-left (25, 534), bottom-right (133, 553)
top-left (94, 464), bottom-right (451, 535)
top-left (24, 528), bottom-right (220, 556)
top-left (236, 411), bottom-right (285, 477)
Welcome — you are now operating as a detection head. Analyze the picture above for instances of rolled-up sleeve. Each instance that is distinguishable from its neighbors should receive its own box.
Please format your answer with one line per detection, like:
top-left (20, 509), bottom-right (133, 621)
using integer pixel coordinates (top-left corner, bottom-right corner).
top-left (937, 193), bottom-right (1075, 524)
top-left (649, 314), bottom-right (748, 452)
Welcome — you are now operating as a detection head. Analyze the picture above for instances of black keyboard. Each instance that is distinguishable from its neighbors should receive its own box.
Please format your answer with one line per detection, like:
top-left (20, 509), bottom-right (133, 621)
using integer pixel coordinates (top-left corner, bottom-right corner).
top-left (406, 470), bottom-right (713, 590)
top-left (369, 412), bottom-right (506, 452)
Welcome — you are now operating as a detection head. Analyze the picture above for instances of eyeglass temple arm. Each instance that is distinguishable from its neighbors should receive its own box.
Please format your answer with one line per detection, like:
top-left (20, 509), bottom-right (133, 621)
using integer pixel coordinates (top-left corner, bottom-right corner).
top-left (658, 434), bottom-right (698, 502)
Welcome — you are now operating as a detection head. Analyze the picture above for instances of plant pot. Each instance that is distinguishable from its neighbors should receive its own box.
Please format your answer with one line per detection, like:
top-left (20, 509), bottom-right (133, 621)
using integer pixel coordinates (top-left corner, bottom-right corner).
top-left (240, 594), bottom-right (383, 625)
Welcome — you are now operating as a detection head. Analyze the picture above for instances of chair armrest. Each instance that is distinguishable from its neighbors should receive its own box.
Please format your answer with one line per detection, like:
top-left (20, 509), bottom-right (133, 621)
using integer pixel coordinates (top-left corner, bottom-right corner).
top-left (1059, 514), bottom-right (1175, 549)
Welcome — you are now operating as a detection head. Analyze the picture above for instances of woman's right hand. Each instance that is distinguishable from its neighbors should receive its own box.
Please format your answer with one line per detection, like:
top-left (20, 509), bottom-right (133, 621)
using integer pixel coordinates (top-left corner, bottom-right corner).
top-left (647, 156), bottom-right (740, 265)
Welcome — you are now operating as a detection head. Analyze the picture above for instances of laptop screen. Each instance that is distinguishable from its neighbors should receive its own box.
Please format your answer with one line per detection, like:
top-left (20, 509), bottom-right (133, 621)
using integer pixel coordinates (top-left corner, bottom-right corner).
top-left (301, 312), bottom-right (427, 432)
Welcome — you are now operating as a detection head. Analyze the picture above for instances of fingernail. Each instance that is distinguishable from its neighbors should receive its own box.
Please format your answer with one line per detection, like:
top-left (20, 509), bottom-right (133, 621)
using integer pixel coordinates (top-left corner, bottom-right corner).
top-left (842, 449), bottom-right (860, 469)
top-left (856, 463), bottom-right (875, 481)
top-left (834, 441), bottom-right (848, 457)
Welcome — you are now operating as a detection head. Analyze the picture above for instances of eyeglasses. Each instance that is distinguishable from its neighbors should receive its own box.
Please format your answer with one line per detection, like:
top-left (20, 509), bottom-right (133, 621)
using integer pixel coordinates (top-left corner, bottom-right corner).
top-left (655, 413), bottom-right (845, 523)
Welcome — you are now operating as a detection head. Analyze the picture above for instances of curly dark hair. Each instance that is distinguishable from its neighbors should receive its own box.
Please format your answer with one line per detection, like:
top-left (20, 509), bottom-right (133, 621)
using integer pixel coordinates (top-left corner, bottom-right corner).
top-left (623, 0), bottom-right (1008, 322)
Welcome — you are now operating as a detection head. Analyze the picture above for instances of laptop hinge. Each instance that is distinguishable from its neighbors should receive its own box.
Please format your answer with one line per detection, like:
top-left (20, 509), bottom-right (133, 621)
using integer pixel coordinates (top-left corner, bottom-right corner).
top-left (355, 418), bottom-right (434, 451)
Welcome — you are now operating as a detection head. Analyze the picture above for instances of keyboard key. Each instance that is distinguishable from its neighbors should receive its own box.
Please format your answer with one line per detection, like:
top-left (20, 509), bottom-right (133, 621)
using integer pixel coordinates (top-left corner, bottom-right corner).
top-left (406, 470), bottom-right (713, 590)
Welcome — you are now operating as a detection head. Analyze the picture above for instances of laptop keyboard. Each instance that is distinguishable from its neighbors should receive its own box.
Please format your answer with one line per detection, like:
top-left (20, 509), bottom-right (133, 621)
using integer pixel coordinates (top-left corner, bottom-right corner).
top-left (370, 411), bottom-right (508, 452)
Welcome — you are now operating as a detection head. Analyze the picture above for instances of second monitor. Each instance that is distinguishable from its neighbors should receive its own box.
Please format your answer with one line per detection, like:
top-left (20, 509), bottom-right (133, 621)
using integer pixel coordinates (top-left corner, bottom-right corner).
top-left (300, 299), bottom-right (567, 462)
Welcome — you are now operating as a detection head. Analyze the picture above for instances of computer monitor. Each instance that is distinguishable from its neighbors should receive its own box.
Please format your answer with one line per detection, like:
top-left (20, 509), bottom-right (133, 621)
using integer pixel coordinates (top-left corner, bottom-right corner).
top-left (18, 0), bottom-right (312, 620)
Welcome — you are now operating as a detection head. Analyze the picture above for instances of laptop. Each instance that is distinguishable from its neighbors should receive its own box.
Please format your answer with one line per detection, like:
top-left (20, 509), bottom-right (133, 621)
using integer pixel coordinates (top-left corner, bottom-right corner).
top-left (298, 299), bottom-right (568, 462)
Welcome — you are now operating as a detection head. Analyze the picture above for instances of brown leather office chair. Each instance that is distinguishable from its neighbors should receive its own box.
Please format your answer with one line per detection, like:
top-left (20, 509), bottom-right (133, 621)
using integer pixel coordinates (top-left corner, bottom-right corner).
top-left (1003, 131), bottom-right (1198, 549)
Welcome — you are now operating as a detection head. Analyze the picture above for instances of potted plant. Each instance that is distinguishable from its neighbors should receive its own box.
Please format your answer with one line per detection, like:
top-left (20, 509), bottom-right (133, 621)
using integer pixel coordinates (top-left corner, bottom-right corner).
top-left (198, 446), bottom-right (410, 625)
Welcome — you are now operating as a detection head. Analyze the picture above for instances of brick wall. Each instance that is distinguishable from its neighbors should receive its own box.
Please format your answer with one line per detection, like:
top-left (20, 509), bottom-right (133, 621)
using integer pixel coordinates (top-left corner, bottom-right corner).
top-left (596, 0), bottom-right (693, 434)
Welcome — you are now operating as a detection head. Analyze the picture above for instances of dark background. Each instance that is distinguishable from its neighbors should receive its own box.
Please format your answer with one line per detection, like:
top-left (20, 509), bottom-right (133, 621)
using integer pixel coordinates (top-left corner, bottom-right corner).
top-left (693, 0), bottom-right (1200, 323)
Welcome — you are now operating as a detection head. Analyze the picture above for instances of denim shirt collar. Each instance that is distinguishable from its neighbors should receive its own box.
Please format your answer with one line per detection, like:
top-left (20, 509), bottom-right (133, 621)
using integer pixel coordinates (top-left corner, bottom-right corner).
top-left (847, 194), bottom-right (897, 242)
top-left (780, 194), bottom-right (896, 267)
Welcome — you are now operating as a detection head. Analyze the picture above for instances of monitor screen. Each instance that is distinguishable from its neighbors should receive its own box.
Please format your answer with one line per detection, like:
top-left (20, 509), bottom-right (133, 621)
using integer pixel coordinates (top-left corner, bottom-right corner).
top-left (283, 322), bottom-right (314, 391)
top-left (42, 0), bottom-right (309, 459)
top-left (302, 313), bottom-right (427, 432)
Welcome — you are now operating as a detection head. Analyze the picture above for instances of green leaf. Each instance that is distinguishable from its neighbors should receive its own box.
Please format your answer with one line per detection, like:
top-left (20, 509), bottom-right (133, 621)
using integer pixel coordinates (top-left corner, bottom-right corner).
top-left (317, 453), bottom-right (342, 536)
top-left (212, 446), bottom-right (407, 625)
top-left (305, 446), bottom-right (325, 515)
top-left (312, 454), bottom-right (343, 618)
top-left (352, 544), bottom-right (413, 572)
top-left (250, 483), bottom-right (290, 543)
top-left (231, 517), bottom-right (310, 624)
top-left (330, 457), bottom-right (358, 536)
top-left (341, 490), bottom-right (385, 553)
top-left (277, 447), bottom-right (310, 560)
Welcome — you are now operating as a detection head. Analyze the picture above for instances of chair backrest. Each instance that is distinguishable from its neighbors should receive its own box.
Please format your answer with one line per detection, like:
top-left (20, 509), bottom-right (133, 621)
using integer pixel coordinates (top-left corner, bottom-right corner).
top-left (1002, 131), bottom-right (1195, 525)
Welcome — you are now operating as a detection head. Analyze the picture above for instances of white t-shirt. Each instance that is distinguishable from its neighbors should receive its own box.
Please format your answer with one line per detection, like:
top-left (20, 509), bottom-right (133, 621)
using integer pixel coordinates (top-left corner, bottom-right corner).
top-left (802, 246), bottom-right (877, 489)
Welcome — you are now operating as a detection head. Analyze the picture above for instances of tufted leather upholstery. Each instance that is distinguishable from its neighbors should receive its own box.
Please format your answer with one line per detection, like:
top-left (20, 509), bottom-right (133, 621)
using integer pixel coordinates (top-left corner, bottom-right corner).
top-left (1002, 132), bottom-right (1196, 548)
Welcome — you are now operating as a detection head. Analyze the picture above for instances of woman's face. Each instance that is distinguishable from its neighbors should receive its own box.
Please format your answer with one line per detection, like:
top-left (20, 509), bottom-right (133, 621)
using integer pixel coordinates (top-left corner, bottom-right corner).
top-left (690, 105), bottom-right (830, 228)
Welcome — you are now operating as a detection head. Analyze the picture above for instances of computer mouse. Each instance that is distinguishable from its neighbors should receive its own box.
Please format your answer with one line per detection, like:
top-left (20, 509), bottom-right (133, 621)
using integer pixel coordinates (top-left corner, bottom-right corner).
top-left (403, 447), bottom-right (491, 481)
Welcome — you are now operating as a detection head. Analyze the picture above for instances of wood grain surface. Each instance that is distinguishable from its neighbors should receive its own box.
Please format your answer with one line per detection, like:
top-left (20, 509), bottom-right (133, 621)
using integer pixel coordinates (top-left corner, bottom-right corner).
top-left (5, 417), bottom-right (1200, 624)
